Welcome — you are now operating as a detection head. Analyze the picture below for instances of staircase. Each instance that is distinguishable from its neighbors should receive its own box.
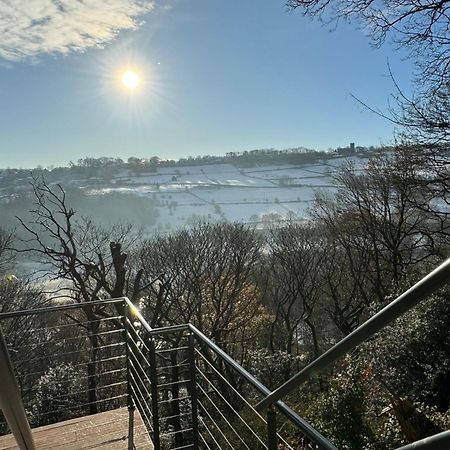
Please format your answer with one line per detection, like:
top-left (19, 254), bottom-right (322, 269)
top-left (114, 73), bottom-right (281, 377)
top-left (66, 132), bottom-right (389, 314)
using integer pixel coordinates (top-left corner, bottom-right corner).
top-left (1, 258), bottom-right (450, 449)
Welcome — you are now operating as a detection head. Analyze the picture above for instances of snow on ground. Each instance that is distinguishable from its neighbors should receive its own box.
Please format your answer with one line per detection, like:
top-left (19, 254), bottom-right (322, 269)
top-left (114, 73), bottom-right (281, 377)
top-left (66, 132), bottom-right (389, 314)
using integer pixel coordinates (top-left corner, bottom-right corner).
top-left (90, 157), bottom-right (363, 231)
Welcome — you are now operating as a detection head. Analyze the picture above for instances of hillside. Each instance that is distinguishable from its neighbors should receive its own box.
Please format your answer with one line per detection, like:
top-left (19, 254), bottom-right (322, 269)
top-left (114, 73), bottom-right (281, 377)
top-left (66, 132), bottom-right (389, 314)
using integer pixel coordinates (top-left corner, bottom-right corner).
top-left (0, 153), bottom-right (369, 232)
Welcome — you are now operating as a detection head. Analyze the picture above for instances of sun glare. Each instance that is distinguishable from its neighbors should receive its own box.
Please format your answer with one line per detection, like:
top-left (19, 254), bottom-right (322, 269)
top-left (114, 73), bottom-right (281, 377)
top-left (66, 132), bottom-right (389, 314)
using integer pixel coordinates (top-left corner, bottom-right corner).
top-left (121, 70), bottom-right (140, 90)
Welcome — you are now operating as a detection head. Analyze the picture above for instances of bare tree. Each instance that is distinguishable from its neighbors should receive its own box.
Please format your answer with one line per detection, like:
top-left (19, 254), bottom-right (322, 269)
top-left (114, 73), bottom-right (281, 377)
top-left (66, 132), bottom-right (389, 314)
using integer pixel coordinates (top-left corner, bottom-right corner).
top-left (265, 223), bottom-right (325, 360)
top-left (17, 178), bottom-right (143, 414)
top-left (139, 222), bottom-right (266, 446)
top-left (313, 151), bottom-right (443, 307)
top-left (140, 222), bottom-right (266, 348)
top-left (288, 0), bottom-right (450, 143)
top-left (0, 228), bottom-right (14, 275)
top-left (319, 230), bottom-right (373, 336)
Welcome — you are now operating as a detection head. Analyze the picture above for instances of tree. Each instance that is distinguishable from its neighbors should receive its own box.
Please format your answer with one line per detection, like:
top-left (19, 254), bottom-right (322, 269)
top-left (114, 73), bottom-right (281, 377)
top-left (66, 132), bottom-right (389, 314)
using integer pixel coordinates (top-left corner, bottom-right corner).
top-left (313, 150), bottom-right (443, 304)
top-left (0, 228), bottom-right (14, 275)
top-left (139, 222), bottom-right (266, 349)
top-left (265, 223), bottom-right (326, 359)
top-left (138, 222), bottom-right (267, 446)
top-left (287, 0), bottom-right (450, 144)
top-left (30, 364), bottom-right (84, 426)
top-left (17, 178), bottom-right (143, 414)
top-left (318, 230), bottom-right (373, 336)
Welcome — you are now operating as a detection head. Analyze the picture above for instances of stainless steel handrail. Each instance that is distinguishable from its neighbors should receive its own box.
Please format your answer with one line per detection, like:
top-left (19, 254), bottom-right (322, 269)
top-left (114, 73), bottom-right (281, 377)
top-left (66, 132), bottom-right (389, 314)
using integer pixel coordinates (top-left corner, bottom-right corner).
top-left (396, 430), bottom-right (450, 450)
top-left (257, 257), bottom-right (450, 411)
top-left (0, 324), bottom-right (36, 450)
top-left (189, 324), bottom-right (338, 450)
top-left (125, 299), bottom-right (337, 448)
top-left (3, 260), bottom-right (448, 450)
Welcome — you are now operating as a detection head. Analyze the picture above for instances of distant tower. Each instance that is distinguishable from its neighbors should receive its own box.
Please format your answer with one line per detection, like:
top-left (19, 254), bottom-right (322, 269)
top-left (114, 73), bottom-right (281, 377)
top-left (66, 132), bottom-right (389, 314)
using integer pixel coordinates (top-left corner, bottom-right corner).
top-left (350, 142), bottom-right (355, 152)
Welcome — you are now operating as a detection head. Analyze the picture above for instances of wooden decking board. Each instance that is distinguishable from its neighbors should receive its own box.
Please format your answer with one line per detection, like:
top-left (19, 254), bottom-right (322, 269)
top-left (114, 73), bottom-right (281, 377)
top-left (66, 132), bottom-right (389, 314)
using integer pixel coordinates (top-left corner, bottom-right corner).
top-left (0, 408), bottom-right (153, 449)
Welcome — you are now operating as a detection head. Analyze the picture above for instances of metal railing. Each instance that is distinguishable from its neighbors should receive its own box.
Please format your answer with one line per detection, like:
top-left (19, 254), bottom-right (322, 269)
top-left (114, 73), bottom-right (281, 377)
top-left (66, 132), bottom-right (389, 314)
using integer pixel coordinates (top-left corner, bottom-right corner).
top-left (257, 258), bottom-right (450, 409)
top-left (2, 258), bottom-right (450, 450)
top-left (124, 301), bottom-right (336, 449)
top-left (0, 297), bottom-right (336, 449)
top-left (0, 322), bottom-right (35, 449)
top-left (0, 299), bottom-right (140, 449)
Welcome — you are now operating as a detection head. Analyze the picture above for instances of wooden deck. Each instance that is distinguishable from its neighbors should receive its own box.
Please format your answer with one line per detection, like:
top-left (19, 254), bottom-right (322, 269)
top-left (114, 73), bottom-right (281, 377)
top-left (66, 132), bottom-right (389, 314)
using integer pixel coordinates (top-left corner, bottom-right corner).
top-left (0, 408), bottom-right (153, 449)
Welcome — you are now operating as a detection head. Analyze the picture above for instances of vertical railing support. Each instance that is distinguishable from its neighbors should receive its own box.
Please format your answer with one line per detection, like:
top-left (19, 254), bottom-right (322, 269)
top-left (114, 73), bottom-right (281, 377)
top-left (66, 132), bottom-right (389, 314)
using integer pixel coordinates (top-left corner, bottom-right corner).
top-left (148, 337), bottom-right (161, 450)
top-left (267, 408), bottom-right (278, 450)
top-left (127, 406), bottom-right (135, 450)
top-left (187, 333), bottom-right (200, 449)
top-left (0, 324), bottom-right (36, 450)
top-left (121, 302), bottom-right (135, 450)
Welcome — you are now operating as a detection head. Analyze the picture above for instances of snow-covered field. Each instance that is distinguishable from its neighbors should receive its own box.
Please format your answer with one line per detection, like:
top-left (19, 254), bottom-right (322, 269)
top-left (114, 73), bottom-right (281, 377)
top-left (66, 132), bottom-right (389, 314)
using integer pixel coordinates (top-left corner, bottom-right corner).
top-left (91, 155), bottom-right (368, 230)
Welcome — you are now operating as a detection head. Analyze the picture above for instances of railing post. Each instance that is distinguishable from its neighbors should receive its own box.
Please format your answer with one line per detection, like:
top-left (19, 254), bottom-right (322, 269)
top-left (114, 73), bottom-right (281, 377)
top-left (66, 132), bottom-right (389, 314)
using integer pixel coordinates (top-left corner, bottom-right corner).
top-left (267, 408), bottom-right (278, 450)
top-left (187, 332), bottom-right (200, 449)
top-left (121, 302), bottom-right (135, 450)
top-left (148, 337), bottom-right (161, 450)
top-left (0, 323), bottom-right (36, 450)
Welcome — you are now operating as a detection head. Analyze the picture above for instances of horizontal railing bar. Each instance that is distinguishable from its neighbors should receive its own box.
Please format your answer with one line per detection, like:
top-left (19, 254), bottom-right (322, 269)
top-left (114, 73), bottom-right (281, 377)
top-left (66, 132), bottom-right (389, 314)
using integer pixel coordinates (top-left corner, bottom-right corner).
top-left (198, 401), bottom-right (234, 450)
top-left (156, 358), bottom-right (190, 374)
top-left (128, 362), bottom-right (153, 403)
top-left (129, 372), bottom-right (152, 414)
top-left (126, 332), bottom-right (151, 367)
top-left (158, 412), bottom-right (191, 422)
top-left (33, 393), bottom-right (127, 418)
top-left (20, 315), bottom-right (124, 335)
top-left (199, 428), bottom-right (213, 450)
top-left (127, 347), bottom-right (152, 386)
top-left (197, 383), bottom-right (254, 450)
top-left (160, 427), bottom-right (193, 436)
top-left (155, 346), bottom-right (188, 354)
top-left (125, 305), bottom-right (189, 337)
top-left (0, 298), bottom-right (126, 319)
top-left (148, 323), bottom-right (189, 335)
top-left (158, 395), bottom-right (191, 405)
top-left (172, 444), bottom-right (194, 450)
top-left (11, 328), bottom-right (124, 350)
top-left (189, 324), bottom-right (336, 450)
top-left (196, 368), bottom-right (266, 449)
top-left (158, 379), bottom-right (190, 389)
top-left (194, 348), bottom-right (294, 449)
top-left (14, 342), bottom-right (125, 366)
top-left (129, 383), bottom-right (154, 433)
top-left (126, 319), bottom-right (150, 352)
top-left (195, 348), bottom-right (264, 418)
top-left (258, 257), bottom-right (450, 410)
top-left (396, 430), bottom-right (450, 450)
top-left (38, 380), bottom-right (127, 403)
top-left (20, 365), bottom-right (126, 382)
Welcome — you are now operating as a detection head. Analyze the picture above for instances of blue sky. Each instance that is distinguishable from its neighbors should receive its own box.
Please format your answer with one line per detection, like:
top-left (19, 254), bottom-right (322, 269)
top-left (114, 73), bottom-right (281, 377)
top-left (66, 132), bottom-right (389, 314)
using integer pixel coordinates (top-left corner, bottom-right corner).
top-left (0, 0), bottom-right (414, 168)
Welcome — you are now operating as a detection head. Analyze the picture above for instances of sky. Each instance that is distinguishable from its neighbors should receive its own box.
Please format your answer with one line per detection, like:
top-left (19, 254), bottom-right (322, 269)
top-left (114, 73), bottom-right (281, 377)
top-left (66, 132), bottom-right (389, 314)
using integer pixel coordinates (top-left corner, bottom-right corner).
top-left (0, 0), bottom-right (415, 168)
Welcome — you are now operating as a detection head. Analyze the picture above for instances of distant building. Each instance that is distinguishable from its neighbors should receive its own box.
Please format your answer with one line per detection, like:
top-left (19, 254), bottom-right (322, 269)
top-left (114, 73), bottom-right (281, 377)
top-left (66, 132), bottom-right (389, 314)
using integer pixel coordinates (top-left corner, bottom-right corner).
top-left (336, 142), bottom-right (357, 156)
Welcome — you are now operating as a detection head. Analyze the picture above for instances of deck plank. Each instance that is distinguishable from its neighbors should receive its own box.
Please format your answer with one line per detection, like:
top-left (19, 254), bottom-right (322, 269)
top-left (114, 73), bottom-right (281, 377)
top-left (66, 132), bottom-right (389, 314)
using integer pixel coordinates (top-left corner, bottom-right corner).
top-left (0, 408), bottom-right (152, 449)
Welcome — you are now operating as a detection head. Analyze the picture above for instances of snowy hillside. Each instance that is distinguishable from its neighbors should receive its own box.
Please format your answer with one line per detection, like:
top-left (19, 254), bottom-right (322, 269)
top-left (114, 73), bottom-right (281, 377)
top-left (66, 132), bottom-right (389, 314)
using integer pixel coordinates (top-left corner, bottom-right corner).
top-left (90, 155), bottom-right (368, 231)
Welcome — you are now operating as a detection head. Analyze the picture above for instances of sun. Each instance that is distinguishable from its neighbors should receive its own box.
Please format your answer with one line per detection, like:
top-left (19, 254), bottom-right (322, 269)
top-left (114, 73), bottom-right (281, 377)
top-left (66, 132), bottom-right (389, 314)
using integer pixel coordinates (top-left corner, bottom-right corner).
top-left (121, 70), bottom-right (140, 90)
